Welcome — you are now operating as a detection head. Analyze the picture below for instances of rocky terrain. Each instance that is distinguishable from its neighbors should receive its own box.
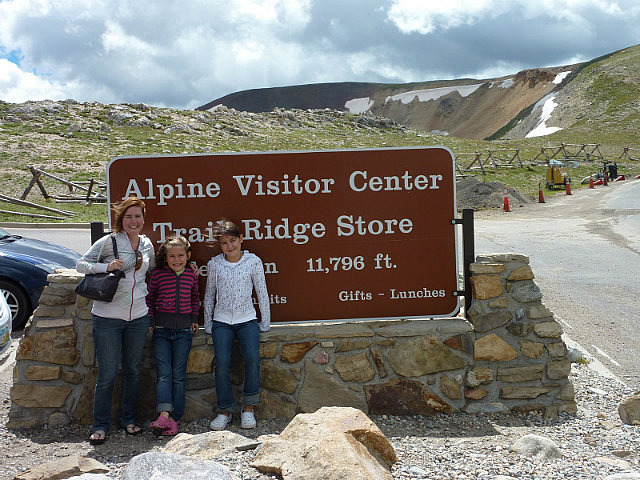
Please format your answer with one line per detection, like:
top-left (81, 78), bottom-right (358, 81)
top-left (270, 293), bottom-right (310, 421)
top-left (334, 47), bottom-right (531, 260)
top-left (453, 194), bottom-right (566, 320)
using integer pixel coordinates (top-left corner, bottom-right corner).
top-left (0, 97), bottom-right (542, 224)
top-left (1, 337), bottom-right (639, 480)
top-left (0, 99), bottom-right (433, 202)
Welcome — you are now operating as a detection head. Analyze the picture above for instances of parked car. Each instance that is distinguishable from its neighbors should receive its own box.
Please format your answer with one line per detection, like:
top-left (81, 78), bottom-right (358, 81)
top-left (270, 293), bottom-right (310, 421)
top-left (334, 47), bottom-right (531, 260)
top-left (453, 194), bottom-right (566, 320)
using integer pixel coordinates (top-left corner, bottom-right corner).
top-left (0, 293), bottom-right (10, 356)
top-left (0, 227), bottom-right (81, 329)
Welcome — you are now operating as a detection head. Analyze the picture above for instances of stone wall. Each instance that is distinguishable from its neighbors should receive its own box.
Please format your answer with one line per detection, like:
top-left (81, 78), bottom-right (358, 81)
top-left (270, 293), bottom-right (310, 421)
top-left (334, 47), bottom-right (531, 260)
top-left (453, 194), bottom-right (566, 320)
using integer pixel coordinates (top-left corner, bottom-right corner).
top-left (8, 253), bottom-right (576, 428)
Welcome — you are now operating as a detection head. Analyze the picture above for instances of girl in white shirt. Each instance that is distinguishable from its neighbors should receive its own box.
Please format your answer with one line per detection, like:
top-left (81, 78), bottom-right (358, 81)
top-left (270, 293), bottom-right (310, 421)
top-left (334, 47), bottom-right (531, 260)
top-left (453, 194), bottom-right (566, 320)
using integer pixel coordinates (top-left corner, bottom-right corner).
top-left (204, 218), bottom-right (270, 430)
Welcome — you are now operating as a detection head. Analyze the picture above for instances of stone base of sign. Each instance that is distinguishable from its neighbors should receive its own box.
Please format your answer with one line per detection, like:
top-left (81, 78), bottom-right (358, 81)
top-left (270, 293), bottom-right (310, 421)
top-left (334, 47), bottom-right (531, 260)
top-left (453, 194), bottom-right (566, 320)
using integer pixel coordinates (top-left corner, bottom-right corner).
top-left (8, 254), bottom-right (576, 428)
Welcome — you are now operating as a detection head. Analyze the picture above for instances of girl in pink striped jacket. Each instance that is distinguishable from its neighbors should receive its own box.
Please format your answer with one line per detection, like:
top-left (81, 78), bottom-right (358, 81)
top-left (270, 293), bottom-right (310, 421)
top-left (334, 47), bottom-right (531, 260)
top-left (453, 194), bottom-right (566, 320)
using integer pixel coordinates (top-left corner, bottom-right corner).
top-left (146, 235), bottom-right (200, 436)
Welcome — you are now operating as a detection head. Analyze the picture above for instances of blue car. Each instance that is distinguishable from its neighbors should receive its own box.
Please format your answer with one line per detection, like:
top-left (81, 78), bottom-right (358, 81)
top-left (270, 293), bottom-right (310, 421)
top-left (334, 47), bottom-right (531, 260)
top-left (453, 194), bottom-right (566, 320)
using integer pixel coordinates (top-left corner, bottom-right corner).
top-left (0, 227), bottom-right (81, 329)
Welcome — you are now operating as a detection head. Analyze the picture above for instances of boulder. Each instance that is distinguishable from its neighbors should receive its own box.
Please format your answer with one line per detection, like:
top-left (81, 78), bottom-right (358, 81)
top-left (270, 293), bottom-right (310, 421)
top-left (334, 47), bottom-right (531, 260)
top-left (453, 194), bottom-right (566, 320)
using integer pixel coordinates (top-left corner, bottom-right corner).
top-left (163, 431), bottom-right (259, 460)
top-left (618, 392), bottom-right (640, 425)
top-left (13, 455), bottom-right (108, 480)
top-left (123, 451), bottom-right (234, 480)
top-left (251, 406), bottom-right (396, 480)
top-left (510, 434), bottom-right (562, 460)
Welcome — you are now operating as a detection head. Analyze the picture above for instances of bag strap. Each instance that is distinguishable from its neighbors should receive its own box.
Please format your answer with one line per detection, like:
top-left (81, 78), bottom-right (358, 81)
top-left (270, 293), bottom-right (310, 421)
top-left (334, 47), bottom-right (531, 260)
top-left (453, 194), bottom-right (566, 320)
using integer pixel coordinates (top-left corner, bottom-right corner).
top-left (111, 235), bottom-right (119, 259)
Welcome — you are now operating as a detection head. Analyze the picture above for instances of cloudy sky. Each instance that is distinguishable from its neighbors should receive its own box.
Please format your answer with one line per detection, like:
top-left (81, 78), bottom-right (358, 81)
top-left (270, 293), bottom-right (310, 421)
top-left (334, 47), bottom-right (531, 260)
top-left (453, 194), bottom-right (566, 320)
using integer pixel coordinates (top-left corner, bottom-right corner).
top-left (0, 0), bottom-right (638, 110)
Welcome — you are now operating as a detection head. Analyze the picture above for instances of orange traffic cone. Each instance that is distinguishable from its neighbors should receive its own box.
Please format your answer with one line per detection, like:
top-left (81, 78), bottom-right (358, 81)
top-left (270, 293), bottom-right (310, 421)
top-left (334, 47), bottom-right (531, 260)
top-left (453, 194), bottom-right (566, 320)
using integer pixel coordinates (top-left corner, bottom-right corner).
top-left (565, 179), bottom-right (572, 195)
top-left (589, 176), bottom-right (595, 189)
top-left (538, 182), bottom-right (545, 203)
top-left (503, 186), bottom-right (511, 212)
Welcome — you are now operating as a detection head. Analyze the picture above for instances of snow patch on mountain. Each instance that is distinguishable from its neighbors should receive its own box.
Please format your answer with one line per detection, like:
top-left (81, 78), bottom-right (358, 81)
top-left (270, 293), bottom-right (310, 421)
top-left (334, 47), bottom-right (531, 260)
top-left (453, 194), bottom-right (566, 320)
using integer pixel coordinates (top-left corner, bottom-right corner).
top-left (384, 84), bottom-right (483, 105)
top-left (525, 93), bottom-right (562, 138)
top-left (345, 97), bottom-right (374, 113)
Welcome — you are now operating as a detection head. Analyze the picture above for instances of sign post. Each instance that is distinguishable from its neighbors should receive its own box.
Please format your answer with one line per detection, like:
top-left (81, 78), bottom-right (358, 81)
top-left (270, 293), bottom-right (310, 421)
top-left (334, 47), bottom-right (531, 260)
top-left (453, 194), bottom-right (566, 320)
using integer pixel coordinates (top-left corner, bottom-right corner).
top-left (107, 147), bottom-right (459, 323)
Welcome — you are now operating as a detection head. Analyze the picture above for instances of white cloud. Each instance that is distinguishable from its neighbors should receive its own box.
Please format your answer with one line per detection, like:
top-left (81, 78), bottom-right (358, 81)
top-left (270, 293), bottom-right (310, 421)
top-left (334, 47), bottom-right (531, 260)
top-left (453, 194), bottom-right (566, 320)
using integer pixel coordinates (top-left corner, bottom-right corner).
top-left (0, 0), bottom-right (638, 108)
top-left (101, 21), bottom-right (157, 56)
top-left (387, 0), bottom-right (502, 34)
top-left (387, 0), bottom-right (629, 35)
top-left (0, 58), bottom-right (69, 102)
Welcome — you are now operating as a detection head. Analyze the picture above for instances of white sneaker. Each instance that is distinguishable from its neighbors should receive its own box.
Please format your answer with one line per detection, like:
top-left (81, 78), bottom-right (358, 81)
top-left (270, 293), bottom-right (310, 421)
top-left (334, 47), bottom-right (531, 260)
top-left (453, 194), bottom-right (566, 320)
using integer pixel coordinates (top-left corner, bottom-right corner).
top-left (241, 410), bottom-right (256, 429)
top-left (209, 413), bottom-right (232, 431)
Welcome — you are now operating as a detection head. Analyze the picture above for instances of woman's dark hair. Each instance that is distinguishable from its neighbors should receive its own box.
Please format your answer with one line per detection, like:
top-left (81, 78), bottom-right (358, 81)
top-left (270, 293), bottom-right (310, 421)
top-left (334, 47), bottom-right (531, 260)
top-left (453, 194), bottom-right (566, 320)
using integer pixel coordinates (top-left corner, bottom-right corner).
top-left (112, 196), bottom-right (146, 233)
top-left (156, 235), bottom-right (191, 269)
top-left (213, 218), bottom-right (242, 241)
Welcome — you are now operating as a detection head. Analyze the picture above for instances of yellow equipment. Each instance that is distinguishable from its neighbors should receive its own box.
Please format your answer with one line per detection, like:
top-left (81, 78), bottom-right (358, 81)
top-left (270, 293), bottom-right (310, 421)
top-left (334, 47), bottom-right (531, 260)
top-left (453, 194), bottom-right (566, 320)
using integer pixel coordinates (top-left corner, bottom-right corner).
top-left (545, 160), bottom-right (575, 189)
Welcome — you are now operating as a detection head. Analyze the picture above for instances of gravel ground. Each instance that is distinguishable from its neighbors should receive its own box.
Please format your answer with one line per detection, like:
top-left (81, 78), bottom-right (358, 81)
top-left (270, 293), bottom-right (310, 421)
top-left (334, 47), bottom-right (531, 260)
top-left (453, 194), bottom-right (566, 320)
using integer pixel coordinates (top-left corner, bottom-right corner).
top-left (1, 336), bottom-right (639, 480)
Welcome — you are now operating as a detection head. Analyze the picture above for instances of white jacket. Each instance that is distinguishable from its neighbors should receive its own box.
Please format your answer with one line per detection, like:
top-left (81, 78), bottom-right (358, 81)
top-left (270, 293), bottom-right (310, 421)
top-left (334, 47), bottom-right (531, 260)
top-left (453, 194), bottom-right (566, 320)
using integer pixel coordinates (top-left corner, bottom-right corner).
top-left (203, 251), bottom-right (270, 333)
top-left (76, 232), bottom-right (155, 321)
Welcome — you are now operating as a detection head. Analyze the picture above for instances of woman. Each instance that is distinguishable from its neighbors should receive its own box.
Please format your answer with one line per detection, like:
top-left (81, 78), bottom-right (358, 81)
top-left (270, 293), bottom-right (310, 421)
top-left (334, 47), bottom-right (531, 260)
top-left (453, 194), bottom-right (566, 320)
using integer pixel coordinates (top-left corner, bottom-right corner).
top-left (76, 196), bottom-right (155, 445)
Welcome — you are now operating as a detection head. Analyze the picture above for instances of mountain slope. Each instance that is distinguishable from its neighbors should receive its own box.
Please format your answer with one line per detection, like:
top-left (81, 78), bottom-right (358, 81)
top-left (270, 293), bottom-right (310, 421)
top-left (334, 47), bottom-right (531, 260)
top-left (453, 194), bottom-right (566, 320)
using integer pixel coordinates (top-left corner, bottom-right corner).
top-left (198, 68), bottom-right (576, 140)
top-left (198, 44), bottom-right (640, 142)
top-left (501, 45), bottom-right (640, 144)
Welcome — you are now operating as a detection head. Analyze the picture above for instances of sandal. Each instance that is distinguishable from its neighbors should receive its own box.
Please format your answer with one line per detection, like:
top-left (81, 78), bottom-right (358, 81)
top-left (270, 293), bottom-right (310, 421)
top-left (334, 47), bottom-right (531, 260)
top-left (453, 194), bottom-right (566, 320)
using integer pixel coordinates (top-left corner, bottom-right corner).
top-left (160, 419), bottom-right (178, 436)
top-left (149, 414), bottom-right (172, 431)
top-left (241, 410), bottom-right (256, 429)
top-left (89, 430), bottom-right (106, 445)
top-left (123, 424), bottom-right (143, 435)
top-left (209, 413), bottom-right (232, 431)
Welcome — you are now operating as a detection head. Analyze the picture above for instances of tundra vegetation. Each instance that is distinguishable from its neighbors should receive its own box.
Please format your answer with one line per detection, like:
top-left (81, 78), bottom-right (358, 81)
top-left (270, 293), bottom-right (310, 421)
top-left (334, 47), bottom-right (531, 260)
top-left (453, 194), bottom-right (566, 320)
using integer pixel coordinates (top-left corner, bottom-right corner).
top-left (1, 45), bottom-right (639, 223)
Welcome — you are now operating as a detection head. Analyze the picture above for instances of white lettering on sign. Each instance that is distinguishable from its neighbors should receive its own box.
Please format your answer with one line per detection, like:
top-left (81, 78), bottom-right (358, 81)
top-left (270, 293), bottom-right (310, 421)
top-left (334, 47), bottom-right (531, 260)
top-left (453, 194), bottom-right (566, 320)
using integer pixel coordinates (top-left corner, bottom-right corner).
top-left (153, 221), bottom-right (216, 243)
top-left (123, 178), bottom-right (221, 206)
top-left (242, 218), bottom-right (326, 245)
top-left (233, 174), bottom-right (335, 196)
top-left (349, 170), bottom-right (443, 192)
top-left (339, 290), bottom-right (373, 301)
top-left (336, 215), bottom-right (413, 237)
top-left (389, 288), bottom-right (446, 299)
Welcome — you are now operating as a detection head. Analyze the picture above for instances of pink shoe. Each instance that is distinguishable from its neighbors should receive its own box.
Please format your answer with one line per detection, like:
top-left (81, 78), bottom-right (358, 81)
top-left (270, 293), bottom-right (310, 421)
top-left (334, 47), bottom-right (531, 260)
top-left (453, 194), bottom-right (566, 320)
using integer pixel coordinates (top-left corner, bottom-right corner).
top-left (160, 419), bottom-right (178, 436)
top-left (149, 414), bottom-right (172, 431)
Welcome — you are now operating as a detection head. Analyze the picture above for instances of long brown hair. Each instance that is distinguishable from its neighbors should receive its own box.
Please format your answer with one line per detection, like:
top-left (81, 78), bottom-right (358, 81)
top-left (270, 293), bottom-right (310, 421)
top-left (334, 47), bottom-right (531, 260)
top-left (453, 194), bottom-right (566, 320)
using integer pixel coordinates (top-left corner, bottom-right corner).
top-left (112, 196), bottom-right (146, 233)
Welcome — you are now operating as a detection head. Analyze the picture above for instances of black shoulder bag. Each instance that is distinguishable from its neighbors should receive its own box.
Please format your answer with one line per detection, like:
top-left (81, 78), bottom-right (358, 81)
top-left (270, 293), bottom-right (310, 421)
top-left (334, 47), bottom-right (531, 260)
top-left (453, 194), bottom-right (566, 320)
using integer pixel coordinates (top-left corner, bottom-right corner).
top-left (75, 235), bottom-right (126, 302)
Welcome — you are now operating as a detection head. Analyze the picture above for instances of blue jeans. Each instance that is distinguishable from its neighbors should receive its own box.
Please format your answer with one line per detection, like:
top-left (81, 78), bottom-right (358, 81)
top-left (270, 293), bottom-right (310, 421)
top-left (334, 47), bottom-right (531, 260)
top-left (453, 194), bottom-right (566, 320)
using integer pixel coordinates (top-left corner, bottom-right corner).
top-left (92, 314), bottom-right (149, 433)
top-left (152, 328), bottom-right (192, 421)
top-left (211, 319), bottom-right (261, 411)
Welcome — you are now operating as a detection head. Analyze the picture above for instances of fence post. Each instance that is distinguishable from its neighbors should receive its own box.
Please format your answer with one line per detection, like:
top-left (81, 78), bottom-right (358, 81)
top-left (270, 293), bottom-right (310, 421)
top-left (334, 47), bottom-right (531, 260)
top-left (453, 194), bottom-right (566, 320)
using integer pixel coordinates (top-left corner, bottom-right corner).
top-left (90, 222), bottom-right (108, 245)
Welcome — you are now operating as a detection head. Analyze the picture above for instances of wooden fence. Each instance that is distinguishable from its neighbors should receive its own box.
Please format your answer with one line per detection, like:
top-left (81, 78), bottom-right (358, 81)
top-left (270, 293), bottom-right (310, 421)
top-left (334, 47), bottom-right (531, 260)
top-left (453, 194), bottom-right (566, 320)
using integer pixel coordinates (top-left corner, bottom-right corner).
top-left (455, 143), bottom-right (636, 178)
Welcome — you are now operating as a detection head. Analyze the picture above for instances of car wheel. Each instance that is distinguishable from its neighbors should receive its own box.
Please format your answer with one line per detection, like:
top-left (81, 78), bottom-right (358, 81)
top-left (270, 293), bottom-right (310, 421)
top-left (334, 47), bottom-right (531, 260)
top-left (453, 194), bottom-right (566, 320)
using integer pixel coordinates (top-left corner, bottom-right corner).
top-left (0, 280), bottom-right (32, 330)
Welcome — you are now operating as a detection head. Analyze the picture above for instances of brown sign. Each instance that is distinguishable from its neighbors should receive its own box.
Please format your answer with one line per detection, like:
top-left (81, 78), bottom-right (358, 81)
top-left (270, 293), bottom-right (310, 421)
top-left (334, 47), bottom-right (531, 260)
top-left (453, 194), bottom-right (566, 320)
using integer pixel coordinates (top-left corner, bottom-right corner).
top-left (107, 147), bottom-right (459, 322)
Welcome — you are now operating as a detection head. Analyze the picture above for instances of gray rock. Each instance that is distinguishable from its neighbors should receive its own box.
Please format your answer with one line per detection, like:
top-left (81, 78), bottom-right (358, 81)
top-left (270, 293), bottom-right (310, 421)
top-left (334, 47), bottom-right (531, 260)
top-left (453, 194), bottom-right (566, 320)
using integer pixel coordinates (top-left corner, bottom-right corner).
top-left (13, 455), bottom-right (108, 480)
top-left (567, 346), bottom-right (587, 363)
top-left (123, 452), bottom-right (235, 480)
top-left (510, 282), bottom-right (543, 303)
top-left (408, 465), bottom-right (427, 475)
top-left (510, 434), bottom-right (562, 460)
top-left (463, 402), bottom-right (509, 414)
top-left (618, 393), bottom-right (640, 425)
top-left (163, 431), bottom-right (258, 460)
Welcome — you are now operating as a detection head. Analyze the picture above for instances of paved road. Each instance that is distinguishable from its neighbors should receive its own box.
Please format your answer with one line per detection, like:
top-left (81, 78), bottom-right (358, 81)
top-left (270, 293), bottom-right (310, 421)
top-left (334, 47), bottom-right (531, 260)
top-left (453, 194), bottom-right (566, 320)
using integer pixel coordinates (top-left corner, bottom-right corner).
top-left (5, 179), bottom-right (640, 386)
top-left (473, 178), bottom-right (640, 388)
top-left (3, 226), bottom-right (92, 255)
